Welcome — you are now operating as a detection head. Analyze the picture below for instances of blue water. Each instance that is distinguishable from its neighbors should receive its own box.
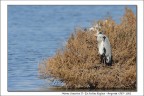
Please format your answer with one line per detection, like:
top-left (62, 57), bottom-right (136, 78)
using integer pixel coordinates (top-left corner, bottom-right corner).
top-left (8, 5), bottom-right (136, 91)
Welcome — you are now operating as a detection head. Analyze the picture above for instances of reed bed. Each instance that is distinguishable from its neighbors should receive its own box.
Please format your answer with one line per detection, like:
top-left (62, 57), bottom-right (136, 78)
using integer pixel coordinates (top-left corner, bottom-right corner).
top-left (39, 8), bottom-right (136, 90)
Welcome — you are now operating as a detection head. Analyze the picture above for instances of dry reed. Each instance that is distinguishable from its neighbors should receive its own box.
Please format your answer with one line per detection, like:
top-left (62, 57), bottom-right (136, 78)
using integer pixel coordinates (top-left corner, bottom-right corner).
top-left (39, 8), bottom-right (136, 90)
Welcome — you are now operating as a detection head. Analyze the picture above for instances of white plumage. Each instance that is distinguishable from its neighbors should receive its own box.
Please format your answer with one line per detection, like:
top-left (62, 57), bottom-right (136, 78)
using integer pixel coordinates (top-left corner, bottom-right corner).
top-left (94, 30), bottom-right (112, 65)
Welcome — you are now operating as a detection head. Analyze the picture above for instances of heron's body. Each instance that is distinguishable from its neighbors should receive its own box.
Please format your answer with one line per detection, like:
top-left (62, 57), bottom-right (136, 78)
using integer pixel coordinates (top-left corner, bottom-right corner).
top-left (96, 33), bottom-right (112, 66)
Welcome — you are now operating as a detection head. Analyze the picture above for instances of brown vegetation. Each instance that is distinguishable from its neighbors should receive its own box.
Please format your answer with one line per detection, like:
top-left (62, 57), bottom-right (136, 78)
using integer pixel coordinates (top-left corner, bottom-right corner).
top-left (39, 8), bottom-right (136, 90)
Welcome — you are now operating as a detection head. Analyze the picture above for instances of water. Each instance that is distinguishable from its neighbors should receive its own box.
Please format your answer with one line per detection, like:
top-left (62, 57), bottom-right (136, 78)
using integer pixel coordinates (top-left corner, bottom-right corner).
top-left (8, 5), bottom-right (136, 91)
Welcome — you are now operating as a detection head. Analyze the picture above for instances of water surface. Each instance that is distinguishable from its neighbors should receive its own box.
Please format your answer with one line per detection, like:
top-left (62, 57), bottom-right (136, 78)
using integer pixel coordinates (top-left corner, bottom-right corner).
top-left (8, 5), bottom-right (136, 91)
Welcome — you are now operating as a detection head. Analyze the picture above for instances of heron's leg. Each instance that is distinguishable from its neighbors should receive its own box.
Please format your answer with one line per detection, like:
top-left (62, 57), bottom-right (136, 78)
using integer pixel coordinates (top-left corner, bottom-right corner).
top-left (103, 56), bottom-right (106, 65)
top-left (100, 55), bottom-right (103, 64)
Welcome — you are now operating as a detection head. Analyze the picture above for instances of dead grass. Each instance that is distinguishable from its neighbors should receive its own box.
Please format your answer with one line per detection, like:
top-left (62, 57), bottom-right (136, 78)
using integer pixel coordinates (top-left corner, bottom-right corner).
top-left (39, 8), bottom-right (136, 90)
